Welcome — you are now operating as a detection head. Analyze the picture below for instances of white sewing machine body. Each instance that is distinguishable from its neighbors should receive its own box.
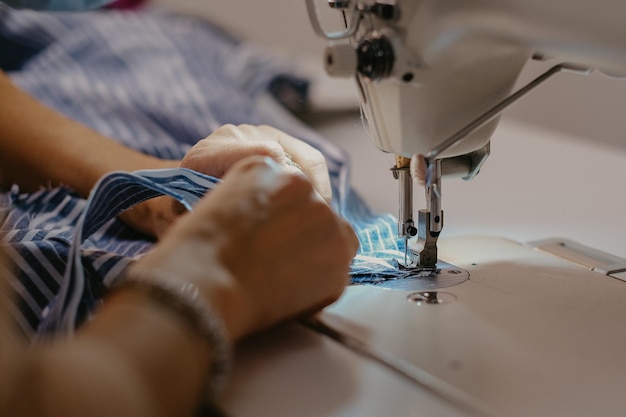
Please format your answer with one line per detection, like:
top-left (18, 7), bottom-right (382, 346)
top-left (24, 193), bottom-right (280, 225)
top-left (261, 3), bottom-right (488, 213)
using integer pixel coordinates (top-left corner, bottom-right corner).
top-left (308, 0), bottom-right (626, 268)
top-left (313, 0), bottom-right (626, 159)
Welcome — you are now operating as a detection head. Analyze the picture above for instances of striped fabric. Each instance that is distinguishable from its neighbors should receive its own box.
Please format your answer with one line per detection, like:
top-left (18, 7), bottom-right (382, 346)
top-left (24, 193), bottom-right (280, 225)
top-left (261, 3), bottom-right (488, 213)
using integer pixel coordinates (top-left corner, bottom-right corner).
top-left (37, 168), bottom-right (222, 335)
top-left (0, 5), bottom-right (407, 338)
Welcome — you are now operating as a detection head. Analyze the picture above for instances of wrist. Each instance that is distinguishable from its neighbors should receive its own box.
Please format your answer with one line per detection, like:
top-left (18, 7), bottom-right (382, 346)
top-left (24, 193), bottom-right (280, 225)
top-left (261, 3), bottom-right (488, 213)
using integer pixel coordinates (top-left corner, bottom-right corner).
top-left (82, 288), bottom-right (214, 414)
top-left (109, 267), bottom-right (233, 399)
top-left (126, 254), bottom-right (250, 343)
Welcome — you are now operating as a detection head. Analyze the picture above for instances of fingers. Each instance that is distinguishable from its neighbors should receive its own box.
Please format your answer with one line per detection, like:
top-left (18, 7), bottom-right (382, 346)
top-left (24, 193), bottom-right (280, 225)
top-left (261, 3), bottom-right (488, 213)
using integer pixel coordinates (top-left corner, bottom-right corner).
top-left (249, 125), bottom-right (333, 204)
top-left (191, 156), bottom-right (287, 218)
top-left (209, 158), bottom-right (353, 325)
top-left (190, 156), bottom-right (317, 236)
top-left (183, 135), bottom-right (284, 178)
top-left (153, 154), bottom-right (356, 339)
top-left (199, 124), bottom-right (333, 204)
top-left (214, 156), bottom-right (357, 262)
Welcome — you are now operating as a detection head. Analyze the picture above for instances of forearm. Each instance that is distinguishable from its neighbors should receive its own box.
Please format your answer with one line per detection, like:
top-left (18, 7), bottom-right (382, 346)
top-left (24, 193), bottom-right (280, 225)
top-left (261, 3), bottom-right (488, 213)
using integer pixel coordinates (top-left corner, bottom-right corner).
top-left (5, 288), bottom-right (218, 417)
top-left (0, 72), bottom-right (177, 196)
top-left (76, 289), bottom-right (214, 417)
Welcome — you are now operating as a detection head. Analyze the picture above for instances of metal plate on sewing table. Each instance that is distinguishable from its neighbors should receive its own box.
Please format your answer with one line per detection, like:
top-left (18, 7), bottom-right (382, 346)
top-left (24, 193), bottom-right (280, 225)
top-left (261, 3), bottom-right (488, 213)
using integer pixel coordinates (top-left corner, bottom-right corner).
top-left (364, 260), bottom-right (469, 291)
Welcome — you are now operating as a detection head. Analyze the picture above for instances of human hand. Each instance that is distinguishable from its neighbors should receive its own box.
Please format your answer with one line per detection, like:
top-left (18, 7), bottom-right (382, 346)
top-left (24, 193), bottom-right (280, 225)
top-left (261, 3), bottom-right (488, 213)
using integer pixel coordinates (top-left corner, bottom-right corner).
top-left (128, 156), bottom-right (358, 341)
top-left (180, 124), bottom-right (332, 201)
top-left (121, 124), bottom-right (332, 238)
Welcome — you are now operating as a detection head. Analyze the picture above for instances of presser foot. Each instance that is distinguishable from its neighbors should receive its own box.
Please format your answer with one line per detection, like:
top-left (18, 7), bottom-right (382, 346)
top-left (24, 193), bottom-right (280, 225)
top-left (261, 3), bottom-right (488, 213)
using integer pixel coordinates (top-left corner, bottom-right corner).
top-left (374, 260), bottom-right (469, 291)
top-left (382, 211), bottom-right (466, 291)
top-left (398, 209), bottom-right (441, 269)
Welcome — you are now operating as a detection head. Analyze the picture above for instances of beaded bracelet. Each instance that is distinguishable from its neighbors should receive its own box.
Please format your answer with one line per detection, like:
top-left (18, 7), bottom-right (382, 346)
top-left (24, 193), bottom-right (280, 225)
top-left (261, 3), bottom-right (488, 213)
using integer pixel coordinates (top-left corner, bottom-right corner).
top-left (109, 268), bottom-right (232, 401)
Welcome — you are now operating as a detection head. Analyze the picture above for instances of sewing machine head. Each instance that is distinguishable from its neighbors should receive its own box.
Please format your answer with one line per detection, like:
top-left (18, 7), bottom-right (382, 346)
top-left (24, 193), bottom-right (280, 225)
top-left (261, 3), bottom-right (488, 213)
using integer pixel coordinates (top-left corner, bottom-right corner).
top-left (306, 0), bottom-right (626, 269)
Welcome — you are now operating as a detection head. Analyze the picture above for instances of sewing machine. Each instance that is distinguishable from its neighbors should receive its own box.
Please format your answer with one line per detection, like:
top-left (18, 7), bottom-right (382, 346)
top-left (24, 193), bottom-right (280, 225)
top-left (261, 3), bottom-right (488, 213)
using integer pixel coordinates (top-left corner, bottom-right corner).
top-left (196, 0), bottom-right (626, 415)
top-left (306, 0), bottom-right (626, 271)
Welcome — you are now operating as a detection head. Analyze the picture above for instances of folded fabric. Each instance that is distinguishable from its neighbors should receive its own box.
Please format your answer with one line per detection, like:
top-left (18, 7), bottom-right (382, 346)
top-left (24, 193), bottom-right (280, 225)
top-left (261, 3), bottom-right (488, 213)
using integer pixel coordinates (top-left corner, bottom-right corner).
top-left (0, 6), bottom-right (408, 338)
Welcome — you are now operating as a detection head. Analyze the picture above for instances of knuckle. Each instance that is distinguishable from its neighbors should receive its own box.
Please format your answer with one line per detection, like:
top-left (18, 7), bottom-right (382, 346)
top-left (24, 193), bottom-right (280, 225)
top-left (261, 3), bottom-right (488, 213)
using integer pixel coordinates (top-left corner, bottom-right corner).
top-left (257, 124), bottom-right (278, 135)
top-left (259, 141), bottom-right (285, 161)
top-left (214, 123), bottom-right (236, 134)
top-left (214, 124), bottom-right (243, 140)
top-left (211, 125), bottom-right (228, 137)
top-left (237, 124), bottom-right (256, 135)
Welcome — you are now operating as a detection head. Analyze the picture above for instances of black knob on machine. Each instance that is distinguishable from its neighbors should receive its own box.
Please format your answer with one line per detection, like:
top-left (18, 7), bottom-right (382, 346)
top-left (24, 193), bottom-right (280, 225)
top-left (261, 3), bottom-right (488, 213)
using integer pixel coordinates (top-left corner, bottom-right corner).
top-left (356, 36), bottom-right (395, 80)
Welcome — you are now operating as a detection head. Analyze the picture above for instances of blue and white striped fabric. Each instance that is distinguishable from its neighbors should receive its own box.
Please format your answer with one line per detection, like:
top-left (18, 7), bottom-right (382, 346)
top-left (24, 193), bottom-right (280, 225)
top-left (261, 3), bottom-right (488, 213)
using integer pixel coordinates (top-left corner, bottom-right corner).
top-left (36, 168), bottom-right (222, 335)
top-left (0, 5), bottom-right (408, 338)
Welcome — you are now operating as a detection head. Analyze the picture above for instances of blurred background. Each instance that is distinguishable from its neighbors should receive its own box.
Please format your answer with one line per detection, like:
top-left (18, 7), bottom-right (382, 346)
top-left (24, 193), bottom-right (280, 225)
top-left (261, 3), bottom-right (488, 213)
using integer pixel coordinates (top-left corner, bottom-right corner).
top-left (151, 0), bottom-right (626, 256)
